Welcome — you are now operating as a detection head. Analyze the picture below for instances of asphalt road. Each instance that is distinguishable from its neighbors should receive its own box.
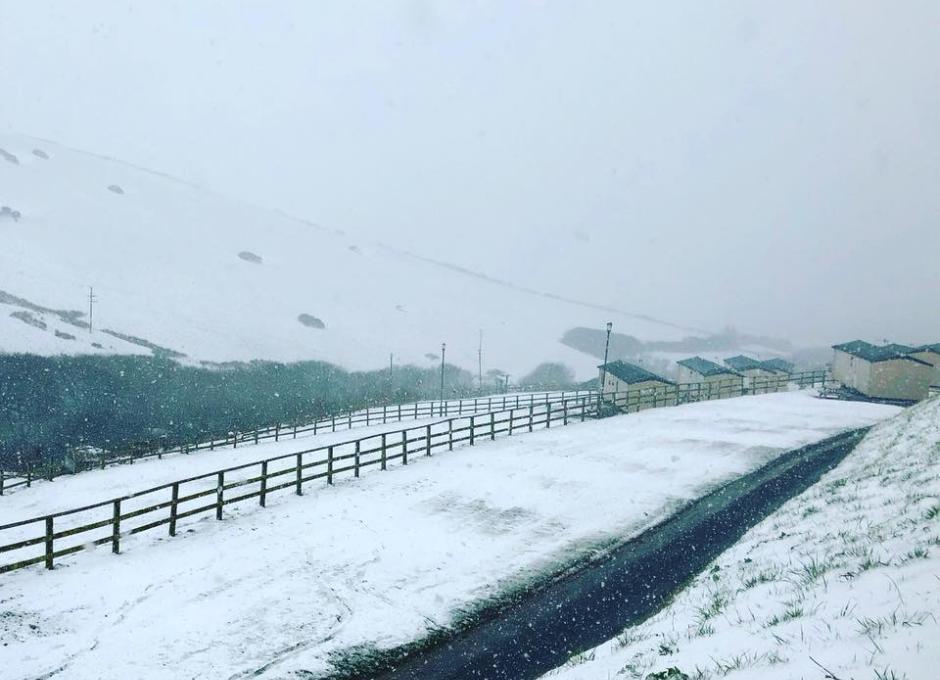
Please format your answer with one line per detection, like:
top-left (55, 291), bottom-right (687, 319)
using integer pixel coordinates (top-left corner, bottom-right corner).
top-left (339, 428), bottom-right (869, 680)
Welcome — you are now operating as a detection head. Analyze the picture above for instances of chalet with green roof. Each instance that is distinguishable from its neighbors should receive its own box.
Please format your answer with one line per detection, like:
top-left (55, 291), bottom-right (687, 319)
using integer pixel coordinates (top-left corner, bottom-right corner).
top-left (598, 360), bottom-right (676, 410)
top-left (908, 343), bottom-right (940, 389)
top-left (676, 357), bottom-right (744, 393)
top-left (831, 340), bottom-right (932, 401)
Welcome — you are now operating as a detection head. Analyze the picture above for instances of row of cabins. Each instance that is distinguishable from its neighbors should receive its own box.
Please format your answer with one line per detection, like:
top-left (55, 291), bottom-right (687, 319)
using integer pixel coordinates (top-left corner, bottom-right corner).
top-left (598, 340), bottom-right (940, 410)
top-left (830, 340), bottom-right (940, 402)
top-left (598, 354), bottom-right (795, 410)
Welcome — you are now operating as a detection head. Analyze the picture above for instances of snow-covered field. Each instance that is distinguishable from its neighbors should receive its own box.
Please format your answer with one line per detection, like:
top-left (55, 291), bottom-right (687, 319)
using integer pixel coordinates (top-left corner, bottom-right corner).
top-left (544, 397), bottom-right (940, 680)
top-left (0, 392), bottom-right (897, 680)
top-left (0, 132), bottom-right (697, 378)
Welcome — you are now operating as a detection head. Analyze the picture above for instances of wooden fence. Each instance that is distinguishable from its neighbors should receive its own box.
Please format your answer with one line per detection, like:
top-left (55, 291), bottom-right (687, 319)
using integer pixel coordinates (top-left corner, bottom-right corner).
top-left (0, 390), bottom-right (594, 495)
top-left (598, 369), bottom-right (828, 413)
top-left (0, 370), bottom-right (829, 574)
top-left (0, 397), bottom-right (597, 574)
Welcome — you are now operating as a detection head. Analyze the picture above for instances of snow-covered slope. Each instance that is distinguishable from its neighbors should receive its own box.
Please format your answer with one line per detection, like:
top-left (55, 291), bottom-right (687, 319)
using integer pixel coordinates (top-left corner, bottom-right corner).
top-left (0, 132), bottom-right (696, 378)
top-left (544, 398), bottom-right (940, 680)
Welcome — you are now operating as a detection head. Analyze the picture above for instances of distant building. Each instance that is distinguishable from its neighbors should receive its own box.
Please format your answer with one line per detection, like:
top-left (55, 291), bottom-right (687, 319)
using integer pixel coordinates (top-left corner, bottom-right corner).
top-left (676, 357), bottom-right (744, 396)
top-left (598, 360), bottom-right (676, 410)
top-left (908, 344), bottom-right (940, 390)
top-left (831, 340), bottom-right (932, 402)
top-left (761, 357), bottom-right (794, 374)
top-left (724, 355), bottom-right (778, 383)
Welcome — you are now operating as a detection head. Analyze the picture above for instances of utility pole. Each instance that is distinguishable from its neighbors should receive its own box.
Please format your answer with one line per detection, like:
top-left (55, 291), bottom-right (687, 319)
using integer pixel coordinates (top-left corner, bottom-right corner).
top-left (600, 322), bottom-right (612, 409)
top-left (388, 353), bottom-right (394, 403)
top-left (440, 343), bottom-right (446, 415)
top-left (478, 330), bottom-right (483, 393)
top-left (504, 374), bottom-right (510, 393)
top-left (88, 287), bottom-right (97, 334)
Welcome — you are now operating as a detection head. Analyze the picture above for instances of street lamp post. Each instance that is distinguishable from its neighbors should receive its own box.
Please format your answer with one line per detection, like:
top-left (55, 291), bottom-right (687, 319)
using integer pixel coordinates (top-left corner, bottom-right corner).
top-left (440, 342), bottom-right (446, 415)
top-left (600, 322), bottom-right (613, 411)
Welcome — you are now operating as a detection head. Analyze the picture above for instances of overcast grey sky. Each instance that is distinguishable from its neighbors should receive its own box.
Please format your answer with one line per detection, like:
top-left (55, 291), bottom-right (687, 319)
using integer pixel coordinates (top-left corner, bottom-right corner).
top-left (2, 1), bottom-right (938, 345)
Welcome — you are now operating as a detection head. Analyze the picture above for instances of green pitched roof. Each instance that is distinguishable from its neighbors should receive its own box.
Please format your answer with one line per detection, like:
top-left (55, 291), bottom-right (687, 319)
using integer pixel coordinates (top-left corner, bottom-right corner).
top-left (882, 343), bottom-right (915, 354)
top-left (832, 340), bottom-right (932, 366)
top-left (723, 355), bottom-right (765, 372)
top-left (761, 358), bottom-right (794, 373)
top-left (599, 360), bottom-right (674, 385)
top-left (677, 356), bottom-right (740, 378)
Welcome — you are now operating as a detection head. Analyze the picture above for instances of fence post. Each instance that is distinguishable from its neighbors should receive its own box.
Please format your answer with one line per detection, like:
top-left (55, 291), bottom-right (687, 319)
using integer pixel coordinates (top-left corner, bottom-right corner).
top-left (254, 430), bottom-right (259, 445)
top-left (275, 424), bottom-right (280, 442)
top-left (470, 415), bottom-right (475, 446)
top-left (0, 470), bottom-right (4, 496)
top-left (415, 403), bottom-right (419, 419)
top-left (216, 472), bottom-right (224, 520)
top-left (398, 403), bottom-right (403, 422)
top-left (295, 454), bottom-right (303, 495)
top-left (383, 405), bottom-right (388, 424)
top-left (109, 499), bottom-right (121, 553)
top-left (426, 425), bottom-right (432, 456)
top-left (381, 433), bottom-right (387, 470)
top-left (563, 400), bottom-right (569, 425)
top-left (448, 419), bottom-right (454, 451)
top-left (580, 397), bottom-right (586, 421)
top-left (332, 415), bottom-right (336, 432)
top-left (529, 404), bottom-right (534, 432)
top-left (44, 516), bottom-right (54, 570)
top-left (490, 412), bottom-right (496, 440)
top-left (327, 446), bottom-right (334, 485)
top-left (27, 465), bottom-right (32, 487)
top-left (402, 431), bottom-right (409, 465)
top-left (546, 402), bottom-right (552, 428)
top-left (508, 409), bottom-right (514, 435)
top-left (256, 461), bottom-right (267, 508)
top-left (170, 483), bottom-right (180, 535)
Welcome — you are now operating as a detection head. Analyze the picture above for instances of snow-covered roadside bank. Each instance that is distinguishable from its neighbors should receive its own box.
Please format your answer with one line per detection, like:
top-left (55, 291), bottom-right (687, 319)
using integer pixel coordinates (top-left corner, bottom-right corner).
top-left (544, 397), bottom-right (940, 680)
top-left (0, 392), bottom-right (897, 680)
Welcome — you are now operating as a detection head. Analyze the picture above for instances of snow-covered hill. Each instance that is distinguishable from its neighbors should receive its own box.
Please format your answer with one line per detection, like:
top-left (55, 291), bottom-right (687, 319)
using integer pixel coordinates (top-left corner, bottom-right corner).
top-left (0, 132), bottom-right (698, 378)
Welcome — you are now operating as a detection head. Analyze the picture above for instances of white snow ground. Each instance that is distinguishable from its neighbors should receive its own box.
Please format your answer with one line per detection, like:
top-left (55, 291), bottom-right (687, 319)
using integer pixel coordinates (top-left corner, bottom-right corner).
top-left (543, 397), bottom-right (940, 680)
top-left (0, 392), bottom-right (897, 680)
top-left (0, 132), bottom-right (697, 378)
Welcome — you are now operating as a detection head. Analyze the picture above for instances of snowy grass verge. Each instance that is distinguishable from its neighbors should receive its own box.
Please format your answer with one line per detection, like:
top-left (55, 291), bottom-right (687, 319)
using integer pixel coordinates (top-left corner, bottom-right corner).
top-left (543, 397), bottom-right (940, 680)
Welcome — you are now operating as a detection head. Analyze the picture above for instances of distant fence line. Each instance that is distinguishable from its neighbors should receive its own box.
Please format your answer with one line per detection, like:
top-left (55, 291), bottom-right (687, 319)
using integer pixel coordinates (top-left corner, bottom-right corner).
top-left (0, 390), bottom-right (594, 495)
top-left (599, 369), bottom-right (828, 413)
top-left (0, 371), bottom-right (828, 574)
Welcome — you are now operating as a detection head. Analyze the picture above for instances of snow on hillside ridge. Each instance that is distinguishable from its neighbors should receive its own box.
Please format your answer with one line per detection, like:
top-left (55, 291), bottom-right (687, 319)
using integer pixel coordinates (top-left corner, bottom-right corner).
top-left (544, 397), bottom-right (940, 680)
top-left (0, 132), bottom-right (696, 378)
